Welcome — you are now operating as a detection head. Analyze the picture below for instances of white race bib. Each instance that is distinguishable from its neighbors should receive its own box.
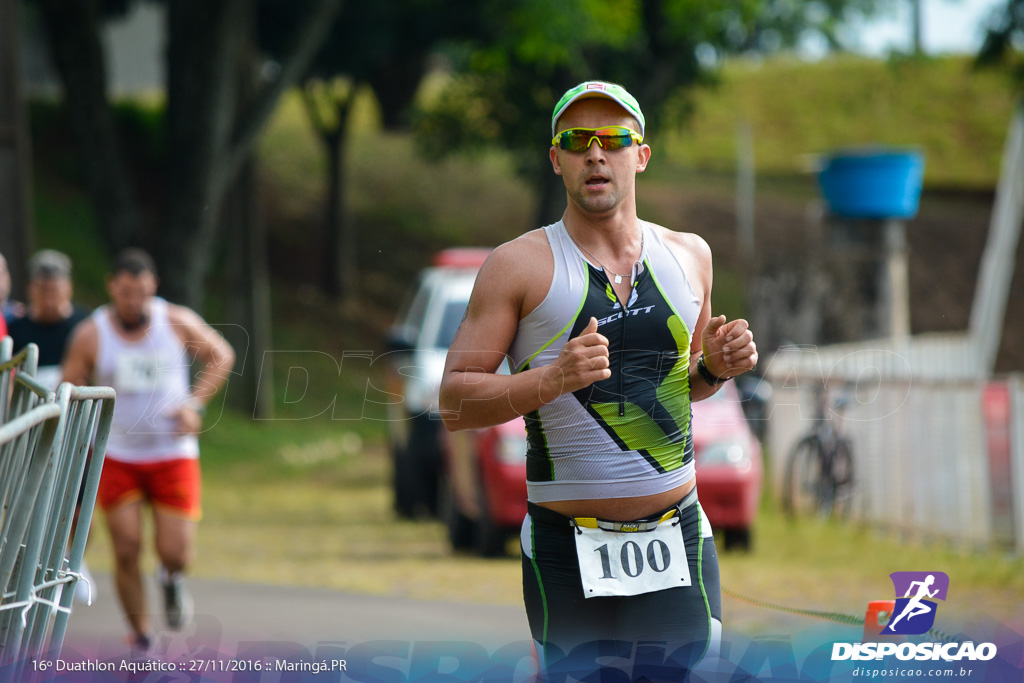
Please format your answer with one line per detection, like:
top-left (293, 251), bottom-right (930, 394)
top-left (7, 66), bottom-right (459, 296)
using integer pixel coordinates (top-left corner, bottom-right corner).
top-left (35, 365), bottom-right (63, 392)
top-left (574, 519), bottom-right (690, 598)
top-left (114, 351), bottom-right (164, 393)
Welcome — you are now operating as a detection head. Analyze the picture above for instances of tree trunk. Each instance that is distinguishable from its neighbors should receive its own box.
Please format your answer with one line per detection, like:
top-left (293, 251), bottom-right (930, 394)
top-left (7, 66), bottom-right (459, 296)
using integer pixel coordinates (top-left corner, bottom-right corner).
top-left (160, 0), bottom-right (343, 308)
top-left (911, 0), bottom-right (924, 56)
top-left (222, 3), bottom-right (272, 418)
top-left (224, 155), bottom-right (273, 418)
top-left (0, 0), bottom-right (33, 299)
top-left (36, 0), bottom-right (141, 255)
top-left (322, 100), bottom-right (355, 300)
top-left (367, 53), bottom-right (429, 131)
top-left (159, 0), bottom-right (245, 307)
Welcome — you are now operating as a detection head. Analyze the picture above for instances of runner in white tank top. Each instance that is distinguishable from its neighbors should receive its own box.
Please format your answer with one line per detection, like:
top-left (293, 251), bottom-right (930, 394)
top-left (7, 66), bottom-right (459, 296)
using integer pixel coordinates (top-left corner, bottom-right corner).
top-left (63, 248), bottom-right (234, 651)
top-left (92, 296), bottom-right (199, 463)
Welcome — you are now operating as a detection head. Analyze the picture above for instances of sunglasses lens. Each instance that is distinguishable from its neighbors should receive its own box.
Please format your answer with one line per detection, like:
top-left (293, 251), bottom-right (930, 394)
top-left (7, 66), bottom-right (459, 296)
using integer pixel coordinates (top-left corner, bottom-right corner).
top-left (601, 132), bottom-right (633, 150)
top-left (557, 127), bottom-right (637, 152)
top-left (556, 132), bottom-right (583, 151)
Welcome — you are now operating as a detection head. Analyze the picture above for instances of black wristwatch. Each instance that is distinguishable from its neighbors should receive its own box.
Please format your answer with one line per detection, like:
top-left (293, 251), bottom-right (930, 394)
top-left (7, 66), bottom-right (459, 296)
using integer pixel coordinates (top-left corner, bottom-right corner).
top-left (696, 355), bottom-right (729, 386)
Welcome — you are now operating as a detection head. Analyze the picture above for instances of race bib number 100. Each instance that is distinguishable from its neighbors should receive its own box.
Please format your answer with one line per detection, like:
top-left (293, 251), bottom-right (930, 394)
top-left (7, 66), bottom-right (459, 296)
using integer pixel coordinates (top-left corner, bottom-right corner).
top-left (115, 352), bottom-right (162, 393)
top-left (574, 522), bottom-right (691, 598)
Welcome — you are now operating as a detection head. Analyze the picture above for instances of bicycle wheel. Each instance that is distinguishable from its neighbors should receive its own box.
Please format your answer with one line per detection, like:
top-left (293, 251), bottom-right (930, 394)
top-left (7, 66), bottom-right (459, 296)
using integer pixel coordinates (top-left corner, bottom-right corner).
top-left (784, 436), bottom-right (827, 517)
top-left (829, 438), bottom-right (855, 519)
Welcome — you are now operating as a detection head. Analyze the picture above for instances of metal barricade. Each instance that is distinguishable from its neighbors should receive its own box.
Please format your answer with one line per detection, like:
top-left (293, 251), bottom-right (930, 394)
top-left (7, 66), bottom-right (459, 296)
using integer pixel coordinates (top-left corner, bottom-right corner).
top-left (0, 339), bottom-right (115, 681)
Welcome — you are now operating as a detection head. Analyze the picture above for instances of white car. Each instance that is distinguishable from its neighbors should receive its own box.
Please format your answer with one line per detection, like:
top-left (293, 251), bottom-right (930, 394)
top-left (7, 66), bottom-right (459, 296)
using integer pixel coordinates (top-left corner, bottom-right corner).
top-left (386, 249), bottom-right (490, 517)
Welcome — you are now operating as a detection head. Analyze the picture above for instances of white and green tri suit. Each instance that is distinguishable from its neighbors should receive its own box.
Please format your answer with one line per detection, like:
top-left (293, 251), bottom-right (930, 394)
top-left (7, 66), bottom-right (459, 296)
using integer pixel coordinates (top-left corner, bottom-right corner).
top-left (510, 219), bottom-right (702, 500)
top-left (513, 220), bottom-right (722, 671)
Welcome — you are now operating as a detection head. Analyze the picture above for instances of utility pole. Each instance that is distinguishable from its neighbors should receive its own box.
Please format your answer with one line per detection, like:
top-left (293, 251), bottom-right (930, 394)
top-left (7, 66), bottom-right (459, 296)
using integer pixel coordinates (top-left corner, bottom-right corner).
top-left (969, 101), bottom-right (1024, 374)
top-left (0, 0), bottom-right (34, 299)
top-left (910, 0), bottom-right (924, 56)
top-left (736, 120), bottom-right (755, 264)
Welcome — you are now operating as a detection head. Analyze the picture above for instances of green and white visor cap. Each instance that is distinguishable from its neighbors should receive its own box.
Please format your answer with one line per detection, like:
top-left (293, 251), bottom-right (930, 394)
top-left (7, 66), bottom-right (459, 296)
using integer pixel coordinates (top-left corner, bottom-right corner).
top-left (551, 81), bottom-right (645, 138)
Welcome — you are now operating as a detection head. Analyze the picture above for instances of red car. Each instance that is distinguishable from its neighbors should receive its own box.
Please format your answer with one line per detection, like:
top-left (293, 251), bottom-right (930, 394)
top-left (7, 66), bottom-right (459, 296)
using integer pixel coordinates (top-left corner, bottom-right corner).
top-left (440, 381), bottom-right (763, 556)
top-left (691, 381), bottom-right (764, 551)
top-left (440, 416), bottom-right (528, 557)
top-left (386, 248), bottom-right (492, 518)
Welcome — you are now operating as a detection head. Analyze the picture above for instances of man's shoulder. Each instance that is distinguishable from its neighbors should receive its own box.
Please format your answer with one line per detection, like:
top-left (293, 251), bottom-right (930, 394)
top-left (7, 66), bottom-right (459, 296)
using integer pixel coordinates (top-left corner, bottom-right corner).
top-left (69, 313), bottom-right (97, 335)
top-left (66, 315), bottom-right (98, 351)
top-left (480, 229), bottom-right (551, 278)
top-left (6, 314), bottom-right (39, 345)
top-left (164, 300), bottom-right (205, 326)
top-left (495, 228), bottom-right (550, 258)
top-left (5, 313), bottom-right (30, 335)
top-left (647, 222), bottom-right (711, 257)
top-left (472, 229), bottom-right (554, 313)
top-left (68, 305), bottom-right (91, 326)
top-left (647, 223), bottom-right (713, 298)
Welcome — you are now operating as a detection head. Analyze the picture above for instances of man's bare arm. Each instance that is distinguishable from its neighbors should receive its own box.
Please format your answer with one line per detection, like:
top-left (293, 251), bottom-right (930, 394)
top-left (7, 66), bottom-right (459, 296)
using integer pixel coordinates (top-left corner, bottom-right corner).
top-left (663, 229), bottom-right (757, 401)
top-left (439, 241), bottom-right (611, 431)
top-left (61, 318), bottom-right (98, 387)
top-left (168, 305), bottom-right (236, 406)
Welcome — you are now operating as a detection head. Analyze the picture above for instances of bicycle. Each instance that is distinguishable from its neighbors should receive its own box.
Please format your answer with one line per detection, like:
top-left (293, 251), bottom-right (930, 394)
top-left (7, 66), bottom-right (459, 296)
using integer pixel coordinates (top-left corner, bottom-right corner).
top-left (782, 385), bottom-right (855, 518)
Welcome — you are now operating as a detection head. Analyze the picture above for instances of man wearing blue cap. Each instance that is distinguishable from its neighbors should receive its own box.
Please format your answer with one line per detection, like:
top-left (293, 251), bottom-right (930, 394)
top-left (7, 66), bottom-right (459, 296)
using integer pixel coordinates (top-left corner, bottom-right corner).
top-left (440, 81), bottom-right (757, 673)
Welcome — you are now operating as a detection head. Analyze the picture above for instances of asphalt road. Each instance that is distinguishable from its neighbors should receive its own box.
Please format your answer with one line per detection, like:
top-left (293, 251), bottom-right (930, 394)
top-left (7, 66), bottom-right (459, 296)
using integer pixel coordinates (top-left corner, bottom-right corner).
top-left (61, 573), bottom-right (532, 663)
top-left (49, 574), bottom-right (1024, 682)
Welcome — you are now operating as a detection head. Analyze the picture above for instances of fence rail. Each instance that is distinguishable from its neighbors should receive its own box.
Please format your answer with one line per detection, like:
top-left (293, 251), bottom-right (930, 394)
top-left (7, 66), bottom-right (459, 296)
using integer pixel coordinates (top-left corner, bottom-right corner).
top-left (0, 338), bottom-right (115, 682)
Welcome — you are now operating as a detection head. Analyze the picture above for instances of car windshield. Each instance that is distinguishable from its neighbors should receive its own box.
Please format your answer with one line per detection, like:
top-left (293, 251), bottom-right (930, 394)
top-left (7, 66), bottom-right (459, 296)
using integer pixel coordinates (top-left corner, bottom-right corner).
top-left (433, 298), bottom-right (469, 349)
top-left (394, 275), bottom-right (430, 345)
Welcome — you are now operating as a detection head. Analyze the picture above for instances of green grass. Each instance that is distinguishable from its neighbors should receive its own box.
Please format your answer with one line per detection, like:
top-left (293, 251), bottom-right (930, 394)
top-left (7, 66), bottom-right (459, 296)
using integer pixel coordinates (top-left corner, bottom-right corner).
top-left (720, 511), bottom-right (1024, 634)
top-left (664, 54), bottom-right (1017, 189)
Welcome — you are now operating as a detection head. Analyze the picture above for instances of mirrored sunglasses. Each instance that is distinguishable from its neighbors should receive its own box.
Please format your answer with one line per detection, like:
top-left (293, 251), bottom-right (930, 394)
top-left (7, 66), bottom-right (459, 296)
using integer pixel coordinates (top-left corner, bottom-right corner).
top-left (551, 126), bottom-right (643, 152)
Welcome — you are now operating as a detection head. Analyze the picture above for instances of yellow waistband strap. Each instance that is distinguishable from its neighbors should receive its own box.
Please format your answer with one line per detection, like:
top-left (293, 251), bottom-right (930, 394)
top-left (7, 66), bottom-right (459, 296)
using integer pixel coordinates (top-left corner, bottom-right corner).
top-left (573, 507), bottom-right (679, 531)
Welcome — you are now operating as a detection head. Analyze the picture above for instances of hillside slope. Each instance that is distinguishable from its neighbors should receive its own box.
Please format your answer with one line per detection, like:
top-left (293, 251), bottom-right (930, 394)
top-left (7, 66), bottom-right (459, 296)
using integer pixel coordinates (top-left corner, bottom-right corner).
top-left (665, 55), bottom-right (1017, 190)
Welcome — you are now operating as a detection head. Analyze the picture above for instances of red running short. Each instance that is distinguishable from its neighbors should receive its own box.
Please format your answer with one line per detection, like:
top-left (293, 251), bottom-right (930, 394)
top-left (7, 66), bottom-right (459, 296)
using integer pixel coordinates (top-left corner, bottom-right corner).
top-left (97, 457), bottom-right (202, 521)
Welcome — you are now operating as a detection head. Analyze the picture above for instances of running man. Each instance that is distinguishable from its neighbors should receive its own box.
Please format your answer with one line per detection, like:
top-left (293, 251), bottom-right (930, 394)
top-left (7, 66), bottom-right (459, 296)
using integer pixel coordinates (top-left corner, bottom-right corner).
top-left (439, 82), bottom-right (757, 674)
top-left (887, 574), bottom-right (939, 630)
top-left (8, 250), bottom-right (93, 601)
top-left (63, 248), bottom-right (235, 650)
top-left (7, 250), bottom-right (89, 389)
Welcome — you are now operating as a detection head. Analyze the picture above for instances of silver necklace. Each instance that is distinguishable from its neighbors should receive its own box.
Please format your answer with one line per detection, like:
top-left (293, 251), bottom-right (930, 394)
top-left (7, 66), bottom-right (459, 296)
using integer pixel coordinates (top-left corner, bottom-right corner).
top-left (568, 225), bottom-right (644, 285)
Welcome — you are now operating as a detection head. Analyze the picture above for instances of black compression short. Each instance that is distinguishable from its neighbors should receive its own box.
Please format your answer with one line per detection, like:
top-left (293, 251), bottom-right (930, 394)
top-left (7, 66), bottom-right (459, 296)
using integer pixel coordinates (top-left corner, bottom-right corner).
top-left (521, 493), bottom-right (722, 677)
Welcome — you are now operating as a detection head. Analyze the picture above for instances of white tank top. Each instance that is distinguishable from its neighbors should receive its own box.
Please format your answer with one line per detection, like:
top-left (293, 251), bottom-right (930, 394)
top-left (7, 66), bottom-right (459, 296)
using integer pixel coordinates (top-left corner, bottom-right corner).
top-left (93, 297), bottom-right (200, 463)
top-left (509, 220), bottom-right (703, 502)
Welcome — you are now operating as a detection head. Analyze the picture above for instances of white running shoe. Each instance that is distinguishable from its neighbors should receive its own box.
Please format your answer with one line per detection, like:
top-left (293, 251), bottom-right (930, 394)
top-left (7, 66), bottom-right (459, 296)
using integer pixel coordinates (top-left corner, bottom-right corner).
top-left (159, 569), bottom-right (194, 630)
top-left (74, 560), bottom-right (94, 604)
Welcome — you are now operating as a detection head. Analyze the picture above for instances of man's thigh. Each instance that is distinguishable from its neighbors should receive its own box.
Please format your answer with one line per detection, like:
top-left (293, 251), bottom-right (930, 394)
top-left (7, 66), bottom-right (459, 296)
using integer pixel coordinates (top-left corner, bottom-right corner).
top-left (153, 507), bottom-right (197, 567)
top-left (105, 499), bottom-right (144, 561)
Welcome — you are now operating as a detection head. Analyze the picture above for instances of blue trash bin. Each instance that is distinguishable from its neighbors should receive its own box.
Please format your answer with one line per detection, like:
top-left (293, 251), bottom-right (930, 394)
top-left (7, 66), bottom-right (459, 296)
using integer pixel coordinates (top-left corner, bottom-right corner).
top-left (816, 149), bottom-right (925, 219)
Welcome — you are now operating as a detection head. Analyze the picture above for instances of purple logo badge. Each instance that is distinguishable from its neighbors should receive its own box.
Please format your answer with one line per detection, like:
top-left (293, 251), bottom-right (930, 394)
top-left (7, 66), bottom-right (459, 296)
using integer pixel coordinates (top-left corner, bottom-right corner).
top-left (882, 571), bottom-right (950, 635)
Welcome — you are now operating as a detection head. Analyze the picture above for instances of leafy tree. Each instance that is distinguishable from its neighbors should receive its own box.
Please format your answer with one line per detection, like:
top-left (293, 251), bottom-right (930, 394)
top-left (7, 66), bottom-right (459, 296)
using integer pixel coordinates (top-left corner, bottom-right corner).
top-left (32, 0), bottom-right (341, 416)
top-left (1, 0), bottom-right (34, 296)
top-left (33, 0), bottom-right (343, 307)
top-left (977, 0), bottom-right (1024, 86)
top-left (35, 0), bottom-right (142, 257)
top-left (415, 0), bottom-right (883, 225)
top-left (259, 0), bottom-right (454, 299)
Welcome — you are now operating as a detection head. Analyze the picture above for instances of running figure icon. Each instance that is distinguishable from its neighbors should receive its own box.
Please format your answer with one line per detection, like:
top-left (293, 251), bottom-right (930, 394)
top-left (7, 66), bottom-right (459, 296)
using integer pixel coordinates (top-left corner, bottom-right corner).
top-left (886, 574), bottom-right (939, 630)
